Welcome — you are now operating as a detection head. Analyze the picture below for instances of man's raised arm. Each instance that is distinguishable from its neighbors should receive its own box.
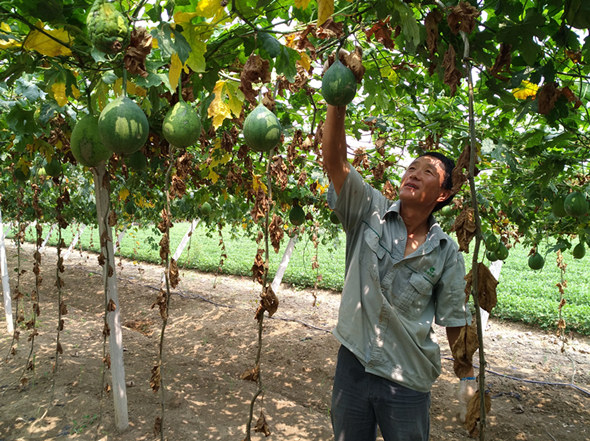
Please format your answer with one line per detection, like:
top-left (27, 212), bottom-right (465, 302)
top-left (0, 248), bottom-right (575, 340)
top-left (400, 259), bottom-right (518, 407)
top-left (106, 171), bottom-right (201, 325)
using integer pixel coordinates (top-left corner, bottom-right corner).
top-left (322, 104), bottom-right (350, 195)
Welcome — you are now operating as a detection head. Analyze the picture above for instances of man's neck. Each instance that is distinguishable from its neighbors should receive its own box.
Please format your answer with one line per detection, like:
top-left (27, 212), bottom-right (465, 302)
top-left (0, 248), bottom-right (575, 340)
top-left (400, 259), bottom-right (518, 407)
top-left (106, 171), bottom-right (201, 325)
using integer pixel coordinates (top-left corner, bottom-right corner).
top-left (400, 203), bottom-right (431, 236)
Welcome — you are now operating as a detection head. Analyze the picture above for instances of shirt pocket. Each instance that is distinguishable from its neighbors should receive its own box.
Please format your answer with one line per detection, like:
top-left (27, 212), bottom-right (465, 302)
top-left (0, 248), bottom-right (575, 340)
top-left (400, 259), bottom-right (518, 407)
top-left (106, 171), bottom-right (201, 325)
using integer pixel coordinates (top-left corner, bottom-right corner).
top-left (391, 270), bottom-right (434, 319)
top-left (362, 228), bottom-right (386, 280)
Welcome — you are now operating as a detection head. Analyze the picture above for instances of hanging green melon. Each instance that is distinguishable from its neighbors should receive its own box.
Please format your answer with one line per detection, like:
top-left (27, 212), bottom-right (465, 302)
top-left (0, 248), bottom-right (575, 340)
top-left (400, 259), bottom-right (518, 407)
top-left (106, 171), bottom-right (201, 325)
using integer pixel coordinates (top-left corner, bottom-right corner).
top-left (86, 0), bottom-right (130, 53)
top-left (162, 102), bottom-right (201, 147)
top-left (321, 59), bottom-right (357, 106)
top-left (45, 158), bottom-right (62, 177)
top-left (243, 104), bottom-right (282, 152)
top-left (98, 96), bottom-right (149, 155)
top-left (564, 191), bottom-right (588, 217)
top-left (70, 114), bottom-right (112, 167)
top-left (289, 204), bottom-right (305, 226)
top-left (125, 149), bottom-right (147, 171)
top-left (528, 252), bottom-right (545, 270)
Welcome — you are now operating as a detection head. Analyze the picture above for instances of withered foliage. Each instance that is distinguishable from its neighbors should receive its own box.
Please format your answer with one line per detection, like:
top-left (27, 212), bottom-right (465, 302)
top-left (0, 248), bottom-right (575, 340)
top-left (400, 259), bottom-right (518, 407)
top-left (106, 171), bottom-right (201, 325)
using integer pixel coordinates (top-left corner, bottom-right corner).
top-left (365, 17), bottom-right (396, 50)
top-left (169, 258), bottom-right (179, 288)
top-left (316, 18), bottom-right (344, 39)
top-left (157, 208), bottom-right (173, 233)
top-left (464, 263), bottom-right (498, 312)
top-left (382, 181), bottom-right (398, 201)
top-left (170, 175), bottom-right (186, 199)
top-left (425, 9), bottom-right (443, 57)
top-left (451, 143), bottom-right (478, 195)
top-left (240, 54), bottom-right (271, 105)
top-left (150, 364), bottom-right (161, 392)
top-left (464, 391), bottom-right (492, 437)
top-left (537, 83), bottom-right (583, 115)
top-left (269, 214), bottom-right (284, 253)
top-left (451, 207), bottom-right (476, 252)
top-left (251, 248), bottom-right (265, 285)
top-left (351, 147), bottom-right (370, 170)
top-left (250, 187), bottom-right (270, 223)
top-left (447, 1), bottom-right (480, 35)
top-left (176, 153), bottom-right (193, 179)
top-left (255, 285), bottom-right (279, 321)
top-left (270, 155), bottom-right (289, 191)
top-left (159, 232), bottom-right (169, 262)
top-left (151, 289), bottom-right (168, 320)
top-left (442, 44), bottom-right (462, 96)
top-left (124, 27), bottom-right (152, 78)
top-left (254, 411), bottom-right (271, 437)
top-left (451, 322), bottom-right (478, 379)
top-left (490, 43), bottom-right (512, 80)
top-left (240, 363), bottom-right (260, 382)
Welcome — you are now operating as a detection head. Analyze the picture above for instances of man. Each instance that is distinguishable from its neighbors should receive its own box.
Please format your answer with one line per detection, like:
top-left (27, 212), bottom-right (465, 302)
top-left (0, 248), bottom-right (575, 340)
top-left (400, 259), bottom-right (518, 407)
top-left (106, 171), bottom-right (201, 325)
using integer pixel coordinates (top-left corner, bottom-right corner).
top-left (323, 104), bottom-right (475, 441)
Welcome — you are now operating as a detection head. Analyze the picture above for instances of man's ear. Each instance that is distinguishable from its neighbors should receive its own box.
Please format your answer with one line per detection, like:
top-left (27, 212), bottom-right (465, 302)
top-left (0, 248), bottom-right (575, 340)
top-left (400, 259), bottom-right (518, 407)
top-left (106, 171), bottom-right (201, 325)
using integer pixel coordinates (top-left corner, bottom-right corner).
top-left (437, 189), bottom-right (452, 203)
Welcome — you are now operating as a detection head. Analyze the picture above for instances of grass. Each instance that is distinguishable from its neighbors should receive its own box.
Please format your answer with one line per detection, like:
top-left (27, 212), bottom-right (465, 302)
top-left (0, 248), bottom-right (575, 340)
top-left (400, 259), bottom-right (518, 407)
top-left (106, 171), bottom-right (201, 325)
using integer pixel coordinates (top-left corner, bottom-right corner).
top-left (6, 221), bottom-right (589, 336)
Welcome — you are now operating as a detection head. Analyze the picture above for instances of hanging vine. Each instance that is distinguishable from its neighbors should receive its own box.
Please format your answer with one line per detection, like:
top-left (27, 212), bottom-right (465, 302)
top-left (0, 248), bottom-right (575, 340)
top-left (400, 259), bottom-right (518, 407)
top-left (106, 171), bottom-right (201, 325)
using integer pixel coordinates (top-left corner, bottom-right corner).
top-left (20, 183), bottom-right (43, 387)
top-left (53, 179), bottom-right (69, 378)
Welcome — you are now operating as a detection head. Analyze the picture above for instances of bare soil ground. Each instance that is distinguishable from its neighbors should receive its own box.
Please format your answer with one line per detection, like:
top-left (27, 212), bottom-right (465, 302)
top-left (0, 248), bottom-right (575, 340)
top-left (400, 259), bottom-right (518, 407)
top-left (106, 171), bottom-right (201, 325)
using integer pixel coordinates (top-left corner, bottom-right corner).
top-left (0, 242), bottom-right (589, 441)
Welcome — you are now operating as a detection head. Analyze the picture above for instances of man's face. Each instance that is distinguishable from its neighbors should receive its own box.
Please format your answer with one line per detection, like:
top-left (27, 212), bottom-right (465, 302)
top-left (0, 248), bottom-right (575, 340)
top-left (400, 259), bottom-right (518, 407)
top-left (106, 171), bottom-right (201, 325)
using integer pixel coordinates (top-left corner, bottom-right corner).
top-left (399, 156), bottom-right (450, 209)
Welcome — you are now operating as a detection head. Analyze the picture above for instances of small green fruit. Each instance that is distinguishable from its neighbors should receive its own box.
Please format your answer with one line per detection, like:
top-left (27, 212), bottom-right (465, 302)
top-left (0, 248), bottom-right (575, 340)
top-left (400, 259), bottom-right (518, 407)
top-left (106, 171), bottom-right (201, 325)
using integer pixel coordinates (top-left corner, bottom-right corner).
top-left (289, 204), bottom-right (305, 226)
top-left (71, 114), bottom-right (112, 167)
top-left (243, 104), bottom-right (282, 152)
top-left (486, 249), bottom-right (499, 262)
top-left (162, 101), bottom-right (201, 147)
top-left (200, 201), bottom-right (212, 217)
top-left (573, 242), bottom-right (586, 259)
top-left (528, 252), bottom-right (545, 270)
top-left (496, 243), bottom-right (509, 261)
top-left (98, 96), bottom-right (149, 155)
top-left (45, 158), bottom-right (62, 177)
top-left (321, 59), bottom-right (357, 106)
top-left (564, 191), bottom-right (588, 217)
top-left (484, 233), bottom-right (500, 252)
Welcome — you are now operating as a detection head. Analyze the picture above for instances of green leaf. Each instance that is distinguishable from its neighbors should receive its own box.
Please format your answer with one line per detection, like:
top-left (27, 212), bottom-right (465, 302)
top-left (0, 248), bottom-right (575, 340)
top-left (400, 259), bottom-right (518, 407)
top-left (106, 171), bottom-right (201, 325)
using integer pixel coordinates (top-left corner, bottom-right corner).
top-left (275, 46), bottom-right (299, 83)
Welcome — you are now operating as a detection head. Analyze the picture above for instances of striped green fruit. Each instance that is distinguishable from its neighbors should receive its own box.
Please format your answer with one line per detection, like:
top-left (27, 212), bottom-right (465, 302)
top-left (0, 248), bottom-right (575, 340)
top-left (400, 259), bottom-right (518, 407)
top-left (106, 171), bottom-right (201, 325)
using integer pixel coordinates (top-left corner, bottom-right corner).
top-left (243, 104), bottom-right (282, 152)
top-left (98, 97), bottom-right (149, 155)
top-left (70, 115), bottom-right (112, 167)
top-left (162, 102), bottom-right (201, 147)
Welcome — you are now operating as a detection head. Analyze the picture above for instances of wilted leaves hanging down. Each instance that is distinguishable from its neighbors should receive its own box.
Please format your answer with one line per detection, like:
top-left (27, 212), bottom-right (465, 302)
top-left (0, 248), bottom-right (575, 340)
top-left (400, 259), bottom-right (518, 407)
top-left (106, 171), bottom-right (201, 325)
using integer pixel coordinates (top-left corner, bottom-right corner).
top-left (240, 54), bottom-right (271, 105)
top-left (464, 391), bottom-right (492, 437)
top-left (124, 27), bottom-right (152, 78)
top-left (451, 207), bottom-right (476, 252)
top-left (251, 248), bottom-right (265, 285)
top-left (447, 2), bottom-right (480, 35)
top-left (169, 259), bottom-right (179, 289)
top-left (254, 411), bottom-right (271, 437)
top-left (269, 214), bottom-right (284, 253)
top-left (490, 43), bottom-right (512, 80)
top-left (537, 82), bottom-right (583, 115)
top-left (465, 263), bottom-right (498, 312)
top-left (150, 364), bottom-right (161, 392)
top-left (255, 285), bottom-right (279, 321)
top-left (425, 9), bottom-right (443, 58)
top-left (365, 18), bottom-right (396, 50)
top-left (241, 363), bottom-right (260, 382)
top-left (451, 322), bottom-right (478, 379)
top-left (442, 44), bottom-right (462, 96)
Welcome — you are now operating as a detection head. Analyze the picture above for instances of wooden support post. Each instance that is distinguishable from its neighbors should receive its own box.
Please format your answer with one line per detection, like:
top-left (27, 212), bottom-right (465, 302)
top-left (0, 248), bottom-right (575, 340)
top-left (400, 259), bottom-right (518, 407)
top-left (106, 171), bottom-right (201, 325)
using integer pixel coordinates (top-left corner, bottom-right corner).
top-left (271, 234), bottom-right (298, 294)
top-left (92, 163), bottom-right (129, 431)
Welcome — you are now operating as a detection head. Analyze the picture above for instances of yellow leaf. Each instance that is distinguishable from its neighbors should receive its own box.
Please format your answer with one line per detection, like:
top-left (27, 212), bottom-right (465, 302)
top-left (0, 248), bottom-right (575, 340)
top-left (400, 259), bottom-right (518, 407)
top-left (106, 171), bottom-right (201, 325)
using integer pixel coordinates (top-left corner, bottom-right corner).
top-left (207, 168), bottom-right (220, 184)
top-left (174, 11), bottom-right (200, 24)
top-left (119, 188), bottom-right (130, 201)
top-left (1, 22), bottom-right (10, 32)
top-left (207, 80), bottom-right (245, 129)
top-left (51, 82), bottom-right (68, 107)
top-left (70, 84), bottom-right (80, 99)
top-left (196, 0), bottom-right (225, 18)
top-left (295, 0), bottom-right (311, 8)
top-left (297, 51), bottom-right (311, 71)
top-left (169, 52), bottom-right (183, 92)
top-left (252, 173), bottom-right (268, 193)
top-left (221, 188), bottom-right (228, 201)
top-left (24, 28), bottom-right (73, 57)
top-left (317, 0), bottom-right (334, 26)
top-left (513, 81), bottom-right (538, 100)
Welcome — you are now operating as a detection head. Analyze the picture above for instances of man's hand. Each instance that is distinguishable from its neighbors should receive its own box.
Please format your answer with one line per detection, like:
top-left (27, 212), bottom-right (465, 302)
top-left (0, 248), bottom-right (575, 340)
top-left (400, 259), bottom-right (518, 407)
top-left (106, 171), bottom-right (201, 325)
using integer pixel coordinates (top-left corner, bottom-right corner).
top-left (457, 377), bottom-right (477, 423)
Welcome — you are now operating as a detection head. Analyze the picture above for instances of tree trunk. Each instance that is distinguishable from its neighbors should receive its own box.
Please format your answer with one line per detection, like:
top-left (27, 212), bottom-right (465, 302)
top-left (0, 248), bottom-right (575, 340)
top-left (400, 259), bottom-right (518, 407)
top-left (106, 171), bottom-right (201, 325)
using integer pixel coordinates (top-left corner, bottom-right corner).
top-left (92, 163), bottom-right (129, 431)
top-left (0, 207), bottom-right (14, 335)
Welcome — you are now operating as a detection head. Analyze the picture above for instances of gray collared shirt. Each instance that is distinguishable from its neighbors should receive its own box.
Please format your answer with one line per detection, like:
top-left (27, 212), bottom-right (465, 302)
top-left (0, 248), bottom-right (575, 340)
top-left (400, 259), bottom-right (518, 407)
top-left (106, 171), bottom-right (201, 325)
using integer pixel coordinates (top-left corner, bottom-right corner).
top-left (328, 165), bottom-right (471, 392)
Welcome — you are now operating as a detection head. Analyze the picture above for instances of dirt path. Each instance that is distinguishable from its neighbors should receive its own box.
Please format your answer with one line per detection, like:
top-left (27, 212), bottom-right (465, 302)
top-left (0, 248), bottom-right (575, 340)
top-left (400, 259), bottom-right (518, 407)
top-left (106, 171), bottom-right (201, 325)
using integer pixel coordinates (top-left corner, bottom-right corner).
top-left (0, 242), bottom-right (588, 440)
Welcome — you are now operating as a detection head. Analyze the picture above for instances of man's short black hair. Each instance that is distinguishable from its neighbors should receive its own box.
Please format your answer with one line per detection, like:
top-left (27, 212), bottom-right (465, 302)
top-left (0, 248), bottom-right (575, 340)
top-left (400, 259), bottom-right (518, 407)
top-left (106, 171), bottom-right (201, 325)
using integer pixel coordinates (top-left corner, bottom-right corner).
top-left (419, 151), bottom-right (455, 212)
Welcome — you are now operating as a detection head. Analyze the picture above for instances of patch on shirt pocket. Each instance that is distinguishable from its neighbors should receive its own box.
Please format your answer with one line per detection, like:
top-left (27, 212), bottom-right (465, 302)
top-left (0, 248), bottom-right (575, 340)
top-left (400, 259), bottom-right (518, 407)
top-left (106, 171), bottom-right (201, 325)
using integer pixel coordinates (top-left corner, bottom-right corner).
top-left (393, 271), bottom-right (433, 318)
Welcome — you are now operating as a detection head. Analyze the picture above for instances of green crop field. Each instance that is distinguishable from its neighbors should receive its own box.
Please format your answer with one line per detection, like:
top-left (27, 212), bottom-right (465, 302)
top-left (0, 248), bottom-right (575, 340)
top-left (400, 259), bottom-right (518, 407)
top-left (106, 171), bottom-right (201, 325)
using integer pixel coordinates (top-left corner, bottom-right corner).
top-left (7, 221), bottom-right (590, 335)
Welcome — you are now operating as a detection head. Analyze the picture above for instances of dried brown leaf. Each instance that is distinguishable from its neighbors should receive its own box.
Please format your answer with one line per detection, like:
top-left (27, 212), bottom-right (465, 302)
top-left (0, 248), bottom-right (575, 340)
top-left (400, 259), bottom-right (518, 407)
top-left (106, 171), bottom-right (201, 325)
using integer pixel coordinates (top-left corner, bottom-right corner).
top-left (251, 248), bottom-right (265, 285)
top-left (150, 364), bottom-right (161, 392)
top-left (124, 28), bottom-right (153, 78)
top-left (240, 54), bottom-right (271, 105)
top-left (254, 411), bottom-right (271, 437)
top-left (425, 9), bottom-right (443, 57)
top-left (451, 322), bottom-right (478, 379)
top-left (240, 364), bottom-right (260, 381)
top-left (451, 207), bottom-right (476, 252)
top-left (464, 263), bottom-right (498, 312)
top-left (169, 259), bottom-right (179, 288)
top-left (464, 391), bottom-right (492, 437)
top-left (537, 82), bottom-right (560, 115)
top-left (448, 1), bottom-right (480, 35)
top-left (255, 285), bottom-right (279, 320)
top-left (490, 43), bottom-right (512, 80)
top-left (269, 215), bottom-right (284, 254)
top-left (365, 18), bottom-right (395, 50)
top-left (442, 44), bottom-right (462, 96)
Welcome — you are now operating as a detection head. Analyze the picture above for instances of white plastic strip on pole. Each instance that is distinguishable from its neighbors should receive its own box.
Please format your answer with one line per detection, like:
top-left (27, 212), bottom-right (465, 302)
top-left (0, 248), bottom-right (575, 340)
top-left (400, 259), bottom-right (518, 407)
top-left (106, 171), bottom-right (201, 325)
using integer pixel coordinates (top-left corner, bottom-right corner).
top-left (271, 234), bottom-right (298, 294)
top-left (0, 207), bottom-right (14, 334)
top-left (161, 219), bottom-right (200, 285)
top-left (62, 224), bottom-right (86, 261)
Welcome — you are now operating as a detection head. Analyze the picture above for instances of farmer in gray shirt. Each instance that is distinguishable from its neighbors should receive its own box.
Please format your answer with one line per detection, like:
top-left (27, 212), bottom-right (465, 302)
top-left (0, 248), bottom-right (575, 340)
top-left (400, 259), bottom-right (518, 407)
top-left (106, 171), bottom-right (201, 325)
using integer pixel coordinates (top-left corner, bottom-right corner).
top-left (323, 104), bottom-right (475, 441)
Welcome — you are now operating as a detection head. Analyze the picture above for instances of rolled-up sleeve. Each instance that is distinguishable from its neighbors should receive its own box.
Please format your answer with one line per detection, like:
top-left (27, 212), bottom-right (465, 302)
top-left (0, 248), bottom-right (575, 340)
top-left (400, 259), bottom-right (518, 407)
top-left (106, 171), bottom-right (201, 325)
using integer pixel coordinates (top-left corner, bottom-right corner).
top-left (434, 249), bottom-right (472, 327)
